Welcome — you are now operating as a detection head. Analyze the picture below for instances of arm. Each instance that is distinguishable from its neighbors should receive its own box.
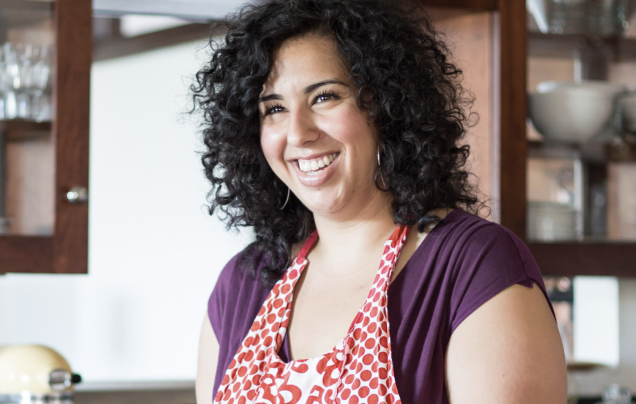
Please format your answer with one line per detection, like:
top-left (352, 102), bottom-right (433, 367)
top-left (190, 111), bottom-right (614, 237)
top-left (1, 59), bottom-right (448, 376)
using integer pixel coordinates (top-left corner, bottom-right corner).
top-left (196, 313), bottom-right (220, 404)
top-left (445, 284), bottom-right (567, 404)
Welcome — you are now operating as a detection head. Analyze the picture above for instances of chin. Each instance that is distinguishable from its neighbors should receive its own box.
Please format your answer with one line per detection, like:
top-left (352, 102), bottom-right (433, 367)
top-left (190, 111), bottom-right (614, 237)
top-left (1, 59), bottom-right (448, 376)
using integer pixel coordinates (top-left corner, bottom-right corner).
top-left (301, 192), bottom-right (346, 216)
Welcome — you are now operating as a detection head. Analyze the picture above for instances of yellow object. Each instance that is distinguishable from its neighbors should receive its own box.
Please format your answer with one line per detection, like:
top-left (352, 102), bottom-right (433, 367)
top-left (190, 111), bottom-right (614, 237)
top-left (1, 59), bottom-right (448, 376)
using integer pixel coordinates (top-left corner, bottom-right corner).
top-left (0, 345), bottom-right (73, 394)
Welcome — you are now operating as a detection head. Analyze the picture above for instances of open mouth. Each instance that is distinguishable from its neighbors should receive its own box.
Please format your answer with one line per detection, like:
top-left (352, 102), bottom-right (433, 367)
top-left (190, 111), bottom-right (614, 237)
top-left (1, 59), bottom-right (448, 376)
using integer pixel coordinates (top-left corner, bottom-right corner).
top-left (296, 153), bottom-right (339, 176)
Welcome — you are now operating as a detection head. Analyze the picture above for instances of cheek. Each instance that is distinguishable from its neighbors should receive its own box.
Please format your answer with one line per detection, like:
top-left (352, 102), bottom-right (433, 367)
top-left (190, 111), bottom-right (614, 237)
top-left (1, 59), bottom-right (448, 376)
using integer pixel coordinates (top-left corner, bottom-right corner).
top-left (325, 108), bottom-right (377, 160)
top-left (260, 128), bottom-right (286, 168)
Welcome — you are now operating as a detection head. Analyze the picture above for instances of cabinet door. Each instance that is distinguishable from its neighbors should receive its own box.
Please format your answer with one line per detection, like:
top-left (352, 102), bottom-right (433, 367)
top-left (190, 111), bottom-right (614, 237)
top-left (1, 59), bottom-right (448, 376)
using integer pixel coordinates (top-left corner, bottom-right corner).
top-left (0, 0), bottom-right (91, 274)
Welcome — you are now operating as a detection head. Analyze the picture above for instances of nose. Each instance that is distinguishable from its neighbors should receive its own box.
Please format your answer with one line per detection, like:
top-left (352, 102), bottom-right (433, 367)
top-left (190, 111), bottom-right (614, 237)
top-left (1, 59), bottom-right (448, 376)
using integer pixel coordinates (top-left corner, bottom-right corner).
top-left (286, 106), bottom-right (320, 147)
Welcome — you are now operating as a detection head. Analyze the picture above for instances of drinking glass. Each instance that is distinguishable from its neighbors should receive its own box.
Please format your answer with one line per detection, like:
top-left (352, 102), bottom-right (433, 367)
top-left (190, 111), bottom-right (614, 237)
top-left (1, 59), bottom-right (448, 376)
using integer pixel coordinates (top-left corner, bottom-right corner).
top-left (1, 43), bottom-right (53, 121)
top-left (3, 43), bottom-right (24, 119)
top-left (30, 45), bottom-right (52, 121)
top-left (0, 46), bottom-right (6, 120)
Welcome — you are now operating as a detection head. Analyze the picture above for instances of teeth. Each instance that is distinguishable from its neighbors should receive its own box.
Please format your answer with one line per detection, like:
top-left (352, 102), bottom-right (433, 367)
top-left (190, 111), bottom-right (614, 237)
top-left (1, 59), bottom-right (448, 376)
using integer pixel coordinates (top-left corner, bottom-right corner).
top-left (298, 153), bottom-right (338, 173)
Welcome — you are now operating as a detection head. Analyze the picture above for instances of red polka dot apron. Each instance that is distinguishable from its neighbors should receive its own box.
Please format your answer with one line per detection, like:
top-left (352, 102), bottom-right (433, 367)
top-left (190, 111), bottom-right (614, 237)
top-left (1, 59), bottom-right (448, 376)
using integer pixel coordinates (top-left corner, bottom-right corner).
top-left (214, 225), bottom-right (410, 404)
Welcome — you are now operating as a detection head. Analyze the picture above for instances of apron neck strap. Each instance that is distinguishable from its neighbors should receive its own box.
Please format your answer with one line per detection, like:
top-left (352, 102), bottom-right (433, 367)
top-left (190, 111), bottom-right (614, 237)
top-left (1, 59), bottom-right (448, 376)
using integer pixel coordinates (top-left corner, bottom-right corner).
top-left (388, 224), bottom-right (410, 247)
top-left (296, 230), bottom-right (318, 261)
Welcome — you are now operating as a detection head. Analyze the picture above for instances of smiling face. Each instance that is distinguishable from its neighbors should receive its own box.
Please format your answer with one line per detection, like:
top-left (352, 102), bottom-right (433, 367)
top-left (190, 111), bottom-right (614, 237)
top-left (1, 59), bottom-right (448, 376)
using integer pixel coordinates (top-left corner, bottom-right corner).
top-left (259, 35), bottom-right (386, 220)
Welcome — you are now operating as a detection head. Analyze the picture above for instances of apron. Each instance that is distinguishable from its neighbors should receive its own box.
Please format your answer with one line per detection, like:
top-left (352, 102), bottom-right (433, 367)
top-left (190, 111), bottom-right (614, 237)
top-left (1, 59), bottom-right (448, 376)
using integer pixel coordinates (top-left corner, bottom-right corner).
top-left (214, 225), bottom-right (410, 404)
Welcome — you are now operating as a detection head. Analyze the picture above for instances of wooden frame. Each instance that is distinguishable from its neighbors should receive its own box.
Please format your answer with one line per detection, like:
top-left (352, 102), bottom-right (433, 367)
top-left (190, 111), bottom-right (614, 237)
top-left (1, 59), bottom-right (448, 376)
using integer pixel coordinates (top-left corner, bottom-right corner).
top-left (529, 243), bottom-right (636, 277)
top-left (0, 0), bottom-right (91, 274)
top-left (417, 0), bottom-right (528, 237)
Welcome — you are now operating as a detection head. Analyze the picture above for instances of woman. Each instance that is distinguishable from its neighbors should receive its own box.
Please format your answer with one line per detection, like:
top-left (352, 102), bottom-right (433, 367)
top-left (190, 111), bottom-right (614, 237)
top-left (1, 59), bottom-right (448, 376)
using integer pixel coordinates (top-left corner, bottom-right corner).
top-left (193, 0), bottom-right (567, 403)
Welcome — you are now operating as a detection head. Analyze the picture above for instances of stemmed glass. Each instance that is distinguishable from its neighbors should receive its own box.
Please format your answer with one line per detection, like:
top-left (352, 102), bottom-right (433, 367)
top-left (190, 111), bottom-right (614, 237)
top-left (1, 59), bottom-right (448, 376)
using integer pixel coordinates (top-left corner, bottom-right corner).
top-left (25, 45), bottom-right (52, 122)
top-left (0, 46), bottom-right (6, 120)
top-left (1, 43), bottom-right (53, 121)
top-left (3, 43), bottom-right (25, 119)
top-left (31, 45), bottom-right (52, 122)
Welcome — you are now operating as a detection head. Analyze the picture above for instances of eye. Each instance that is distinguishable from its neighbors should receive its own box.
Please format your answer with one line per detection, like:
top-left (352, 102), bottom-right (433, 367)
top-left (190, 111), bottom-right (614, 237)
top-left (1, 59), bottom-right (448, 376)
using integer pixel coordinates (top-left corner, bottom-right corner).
top-left (314, 90), bottom-right (340, 104)
top-left (263, 104), bottom-right (285, 116)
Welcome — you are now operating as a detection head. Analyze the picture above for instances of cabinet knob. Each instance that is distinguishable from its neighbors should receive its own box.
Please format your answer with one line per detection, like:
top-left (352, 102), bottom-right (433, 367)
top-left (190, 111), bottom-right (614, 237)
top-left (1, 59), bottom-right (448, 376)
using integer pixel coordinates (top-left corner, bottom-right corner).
top-left (66, 186), bottom-right (88, 204)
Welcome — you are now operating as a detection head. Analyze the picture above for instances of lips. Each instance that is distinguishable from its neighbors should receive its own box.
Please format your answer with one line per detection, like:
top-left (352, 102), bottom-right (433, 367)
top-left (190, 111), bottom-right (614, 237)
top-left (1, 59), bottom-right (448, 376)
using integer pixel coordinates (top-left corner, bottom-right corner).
top-left (290, 152), bottom-right (340, 187)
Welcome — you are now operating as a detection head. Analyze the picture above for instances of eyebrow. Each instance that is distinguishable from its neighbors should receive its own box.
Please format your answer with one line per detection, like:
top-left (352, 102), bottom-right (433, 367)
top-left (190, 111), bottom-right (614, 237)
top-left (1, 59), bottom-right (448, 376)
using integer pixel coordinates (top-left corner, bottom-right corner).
top-left (258, 79), bottom-right (348, 103)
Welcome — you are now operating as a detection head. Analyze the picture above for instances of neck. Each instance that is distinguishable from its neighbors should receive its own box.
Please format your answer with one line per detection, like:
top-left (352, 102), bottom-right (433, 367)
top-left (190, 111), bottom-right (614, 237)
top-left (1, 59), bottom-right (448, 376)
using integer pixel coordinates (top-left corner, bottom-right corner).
top-left (311, 191), bottom-right (397, 263)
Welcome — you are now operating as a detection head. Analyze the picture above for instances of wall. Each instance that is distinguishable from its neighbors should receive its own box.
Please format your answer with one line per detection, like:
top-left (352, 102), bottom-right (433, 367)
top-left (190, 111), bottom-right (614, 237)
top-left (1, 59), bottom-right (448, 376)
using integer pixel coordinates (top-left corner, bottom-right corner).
top-left (573, 278), bottom-right (636, 396)
top-left (0, 39), bottom-right (253, 383)
top-left (433, 11), bottom-right (497, 220)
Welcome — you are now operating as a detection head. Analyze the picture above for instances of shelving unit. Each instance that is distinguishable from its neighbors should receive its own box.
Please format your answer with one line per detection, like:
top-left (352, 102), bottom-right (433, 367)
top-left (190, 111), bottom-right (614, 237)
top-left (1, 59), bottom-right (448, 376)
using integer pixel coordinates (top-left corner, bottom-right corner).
top-left (526, 23), bottom-right (636, 276)
top-left (423, 1), bottom-right (636, 277)
top-left (0, 0), bottom-right (91, 274)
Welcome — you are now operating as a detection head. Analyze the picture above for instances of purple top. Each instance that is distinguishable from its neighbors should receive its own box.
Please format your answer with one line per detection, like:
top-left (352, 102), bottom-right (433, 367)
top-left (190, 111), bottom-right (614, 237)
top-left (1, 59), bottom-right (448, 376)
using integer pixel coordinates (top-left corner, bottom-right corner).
top-left (207, 208), bottom-right (551, 404)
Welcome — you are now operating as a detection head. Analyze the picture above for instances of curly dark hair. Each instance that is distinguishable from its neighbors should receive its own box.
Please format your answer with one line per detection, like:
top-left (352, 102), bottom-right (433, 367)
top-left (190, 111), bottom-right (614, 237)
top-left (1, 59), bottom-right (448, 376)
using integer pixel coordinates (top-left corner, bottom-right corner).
top-left (192, 0), bottom-right (481, 285)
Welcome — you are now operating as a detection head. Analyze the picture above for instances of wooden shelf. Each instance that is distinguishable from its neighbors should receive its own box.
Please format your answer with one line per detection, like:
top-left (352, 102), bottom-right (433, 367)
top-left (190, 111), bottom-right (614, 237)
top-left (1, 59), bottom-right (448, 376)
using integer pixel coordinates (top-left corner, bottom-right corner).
top-left (528, 242), bottom-right (636, 277)
top-left (529, 32), bottom-right (636, 61)
top-left (0, 120), bottom-right (52, 141)
top-left (0, 235), bottom-right (53, 274)
top-left (527, 139), bottom-right (636, 163)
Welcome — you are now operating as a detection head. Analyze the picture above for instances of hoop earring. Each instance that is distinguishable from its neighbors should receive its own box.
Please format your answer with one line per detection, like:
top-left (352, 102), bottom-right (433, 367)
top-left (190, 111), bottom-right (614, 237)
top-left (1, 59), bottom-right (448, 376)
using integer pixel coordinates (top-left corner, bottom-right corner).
top-left (375, 146), bottom-right (389, 192)
top-left (280, 187), bottom-right (290, 210)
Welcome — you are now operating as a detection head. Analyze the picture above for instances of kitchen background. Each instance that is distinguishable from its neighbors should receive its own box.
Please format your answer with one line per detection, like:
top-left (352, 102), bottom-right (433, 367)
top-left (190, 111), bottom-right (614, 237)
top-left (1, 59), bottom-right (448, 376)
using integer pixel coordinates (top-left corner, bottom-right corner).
top-left (1, 0), bottom-right (636, 403)
top-left (0, 25), bottom-right (252, 402)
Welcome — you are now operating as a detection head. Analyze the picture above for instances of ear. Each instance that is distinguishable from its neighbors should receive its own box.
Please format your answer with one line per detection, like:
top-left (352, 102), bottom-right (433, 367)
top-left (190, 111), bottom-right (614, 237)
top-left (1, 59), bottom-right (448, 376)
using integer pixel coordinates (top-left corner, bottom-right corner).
top-left (358, 87), bottom-right (375, 111)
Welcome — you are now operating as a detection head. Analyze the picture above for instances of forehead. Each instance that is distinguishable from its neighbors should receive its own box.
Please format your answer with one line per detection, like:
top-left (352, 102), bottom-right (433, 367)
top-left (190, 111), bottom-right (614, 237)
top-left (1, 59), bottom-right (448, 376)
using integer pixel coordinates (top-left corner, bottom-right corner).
top-left (263, 35), bottom-right (349, 92)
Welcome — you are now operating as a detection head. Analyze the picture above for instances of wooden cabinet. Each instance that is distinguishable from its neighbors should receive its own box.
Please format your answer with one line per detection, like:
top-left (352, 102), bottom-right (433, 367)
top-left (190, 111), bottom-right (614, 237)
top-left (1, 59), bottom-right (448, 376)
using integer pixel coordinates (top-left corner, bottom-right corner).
top-left (418, 0), bottom-right (636, 276)
top-left (0, 0), bottom-right (91, 274)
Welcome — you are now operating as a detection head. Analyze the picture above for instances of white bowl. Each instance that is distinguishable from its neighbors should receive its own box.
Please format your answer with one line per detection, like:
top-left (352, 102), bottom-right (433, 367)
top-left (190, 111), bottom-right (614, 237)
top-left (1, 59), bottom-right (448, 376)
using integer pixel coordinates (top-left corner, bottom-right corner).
top-left (618, 93), bottom-right (636, 133)
top-left (536, 80), bottom-right (626, 96)
top-left (529, 81), bottom-right (627, 143)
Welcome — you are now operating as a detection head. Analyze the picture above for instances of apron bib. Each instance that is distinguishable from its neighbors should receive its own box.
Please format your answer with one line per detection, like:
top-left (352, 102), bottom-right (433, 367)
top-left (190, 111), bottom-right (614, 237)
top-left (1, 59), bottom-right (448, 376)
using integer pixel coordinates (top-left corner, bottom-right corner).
top-left (214, 225), bottom-right (410, 404)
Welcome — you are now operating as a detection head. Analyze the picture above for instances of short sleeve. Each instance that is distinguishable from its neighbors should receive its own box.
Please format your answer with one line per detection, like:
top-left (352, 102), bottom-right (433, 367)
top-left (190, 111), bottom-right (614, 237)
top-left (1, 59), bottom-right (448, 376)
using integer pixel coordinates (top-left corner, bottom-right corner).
top-left (449, 223), bottom-right (550, 333)
top-left (208, 253), bottom-right (241, 341)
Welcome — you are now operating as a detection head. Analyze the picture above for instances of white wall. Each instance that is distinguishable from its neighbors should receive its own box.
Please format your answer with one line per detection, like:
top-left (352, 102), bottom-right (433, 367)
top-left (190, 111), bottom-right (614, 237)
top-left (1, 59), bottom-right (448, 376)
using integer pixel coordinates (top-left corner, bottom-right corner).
top-left (573, 278), bottom-right (636, 396)
top-left (0, 40), bottom-right (253, 383)
top-left (574, 277), bottom-right (620, 367)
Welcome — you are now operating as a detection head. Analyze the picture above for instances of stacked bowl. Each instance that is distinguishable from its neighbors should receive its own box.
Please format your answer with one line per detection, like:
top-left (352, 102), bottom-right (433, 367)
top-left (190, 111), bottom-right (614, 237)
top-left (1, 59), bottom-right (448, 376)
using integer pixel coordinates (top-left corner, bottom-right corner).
top-left (528, 81), bottom-right (627, 143)
top-left (527, 201), bottom-right (578, 241)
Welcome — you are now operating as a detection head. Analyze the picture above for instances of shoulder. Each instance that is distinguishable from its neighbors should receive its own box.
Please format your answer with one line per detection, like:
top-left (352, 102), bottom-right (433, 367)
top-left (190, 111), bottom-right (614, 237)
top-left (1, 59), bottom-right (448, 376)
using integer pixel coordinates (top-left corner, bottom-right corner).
top-left (444, 216), bottom-right (566, 402)
top-left (430, 209), bottom-right (547, 331)
top-left (207, 249), bottom-right (272, 338)
top-left (210, 252), bottom-right (250, 302)
top-left (212, 247), bottom-right (275, 294)
top-left (439, 209), bottom-right (538, 275)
